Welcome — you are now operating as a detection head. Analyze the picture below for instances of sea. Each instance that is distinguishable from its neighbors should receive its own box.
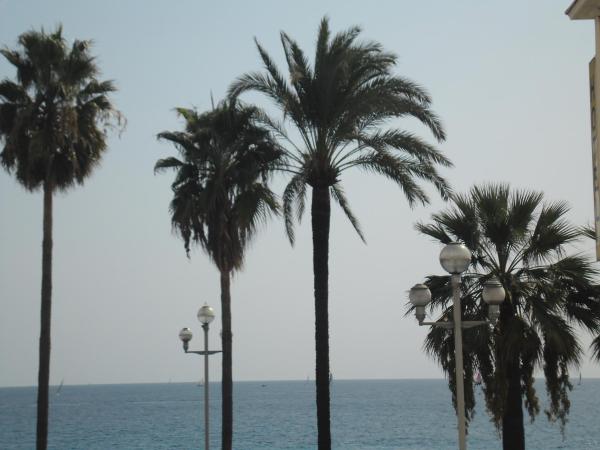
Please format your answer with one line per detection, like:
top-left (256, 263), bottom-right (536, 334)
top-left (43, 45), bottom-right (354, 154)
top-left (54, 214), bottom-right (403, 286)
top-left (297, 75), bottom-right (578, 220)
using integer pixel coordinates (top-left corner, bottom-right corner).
top-left (1, 379), bottom-right (599, 450)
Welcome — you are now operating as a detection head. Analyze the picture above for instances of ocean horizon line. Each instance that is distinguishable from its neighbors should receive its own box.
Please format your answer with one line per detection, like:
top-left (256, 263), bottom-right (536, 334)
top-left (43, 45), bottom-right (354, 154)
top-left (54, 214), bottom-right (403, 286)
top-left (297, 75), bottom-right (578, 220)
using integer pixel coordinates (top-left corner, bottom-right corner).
top-left (2, 376), bottom-right (599, 389)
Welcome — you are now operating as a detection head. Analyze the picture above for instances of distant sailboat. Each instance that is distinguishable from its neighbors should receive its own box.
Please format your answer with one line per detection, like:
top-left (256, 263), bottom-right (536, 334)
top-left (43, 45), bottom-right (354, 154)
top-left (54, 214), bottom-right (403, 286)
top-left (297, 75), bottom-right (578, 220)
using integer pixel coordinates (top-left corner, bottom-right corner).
top-left (55, 379), bottom-right (64, 396)
top-left (197, 378), bottom-right (204, 387)
top-left (578, 373), bottom-right (582, 386)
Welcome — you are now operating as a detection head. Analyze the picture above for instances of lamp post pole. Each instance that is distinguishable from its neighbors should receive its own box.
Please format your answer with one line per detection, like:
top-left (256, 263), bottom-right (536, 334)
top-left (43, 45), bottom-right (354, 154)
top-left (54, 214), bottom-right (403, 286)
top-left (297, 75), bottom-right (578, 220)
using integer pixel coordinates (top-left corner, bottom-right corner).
top-left (451, 273), bottom-right (467, 450)
top-left (179, 303), bottom-right (221, 450)
top-left (409, 242), bottom-right (505, 450)
top-left (202, 322), bottom-right (210, 450)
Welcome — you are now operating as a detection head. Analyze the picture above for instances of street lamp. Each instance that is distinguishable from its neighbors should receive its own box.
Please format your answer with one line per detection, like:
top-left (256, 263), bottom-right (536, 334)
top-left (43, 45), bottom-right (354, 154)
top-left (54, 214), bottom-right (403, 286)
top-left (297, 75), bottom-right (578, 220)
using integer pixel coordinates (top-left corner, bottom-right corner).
top-left (482, 277), bottom-right (505, 323)
top-left (408, 242), bottom-right (505, 450)
top-left (408, 283), bottom-right (431, 324)
top-left (179, 303), bottom-right (221, 450)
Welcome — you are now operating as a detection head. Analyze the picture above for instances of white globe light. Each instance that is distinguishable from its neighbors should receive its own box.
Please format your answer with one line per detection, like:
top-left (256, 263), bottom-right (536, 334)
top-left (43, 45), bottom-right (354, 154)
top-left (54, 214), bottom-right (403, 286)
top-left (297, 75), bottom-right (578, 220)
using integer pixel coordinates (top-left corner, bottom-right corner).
top-left (179, 327), bottom-right (193, 342)
top-left (409, 283), bottom-right (431, 324)
top-left (197, 304), bottom-right (216, 325)
top-left (409, 284), bottom-right (432, 306)
top-left (482, 277), bottom-right (506, 305)
top-left (439, 242), bottom-right (472, 274)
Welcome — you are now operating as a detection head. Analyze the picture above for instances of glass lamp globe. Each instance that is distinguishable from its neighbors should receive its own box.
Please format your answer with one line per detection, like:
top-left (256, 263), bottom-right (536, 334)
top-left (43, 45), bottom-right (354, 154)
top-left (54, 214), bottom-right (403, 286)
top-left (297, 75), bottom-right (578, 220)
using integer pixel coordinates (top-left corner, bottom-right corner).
top-left (409, 284), bottom-right (432, 306)
top-left (482, 277), bottom-right (505, 323)
top-left (409, 283), bottom-right (431, 324)
top-left (482, 277), bottom-right (505, 305)
top-left (439, 242), bottom-right (472, 275)
top-left (179, 327), bottom-right (193, 342)
top-left (197, 304), bottom-right (216, 325)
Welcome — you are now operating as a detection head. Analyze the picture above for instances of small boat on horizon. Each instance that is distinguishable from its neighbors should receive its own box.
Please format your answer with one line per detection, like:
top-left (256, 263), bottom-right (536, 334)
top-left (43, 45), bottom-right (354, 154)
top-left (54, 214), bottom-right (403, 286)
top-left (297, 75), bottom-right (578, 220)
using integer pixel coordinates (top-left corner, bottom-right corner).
top-left (55, 378), bottom-right (64, 396)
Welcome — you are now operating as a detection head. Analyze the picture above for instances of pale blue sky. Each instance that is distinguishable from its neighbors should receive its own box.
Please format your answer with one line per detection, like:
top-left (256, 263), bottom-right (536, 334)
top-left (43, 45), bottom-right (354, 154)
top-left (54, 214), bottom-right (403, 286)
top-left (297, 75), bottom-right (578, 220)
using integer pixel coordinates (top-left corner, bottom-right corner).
top-left (1, 0), bottom-right (599, 387)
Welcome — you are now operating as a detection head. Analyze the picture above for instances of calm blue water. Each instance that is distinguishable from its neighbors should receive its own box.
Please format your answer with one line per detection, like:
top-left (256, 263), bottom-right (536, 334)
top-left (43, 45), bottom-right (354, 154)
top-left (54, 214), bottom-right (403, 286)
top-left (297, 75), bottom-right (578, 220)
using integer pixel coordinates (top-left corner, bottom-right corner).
top-left (1, 379), bottom-right (598, 449)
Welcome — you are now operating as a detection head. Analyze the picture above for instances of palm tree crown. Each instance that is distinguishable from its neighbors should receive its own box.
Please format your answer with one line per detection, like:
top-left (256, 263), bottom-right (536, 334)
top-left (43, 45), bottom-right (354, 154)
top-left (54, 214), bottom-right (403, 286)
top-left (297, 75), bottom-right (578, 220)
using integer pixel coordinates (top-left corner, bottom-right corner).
top-left (0, 26), bottom-right (122, 190)
top-left (415, 184), bottom-right (600, 448)
top-left (229, 16), bottom-right (452, 241)
top-left (155, 100), bottom-right (282, 270)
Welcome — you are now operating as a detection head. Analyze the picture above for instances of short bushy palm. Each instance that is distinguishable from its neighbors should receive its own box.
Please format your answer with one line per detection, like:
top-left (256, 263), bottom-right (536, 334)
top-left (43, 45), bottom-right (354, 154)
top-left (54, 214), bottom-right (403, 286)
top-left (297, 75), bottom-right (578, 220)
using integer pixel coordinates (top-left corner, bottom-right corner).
top-left (415, 184), bottom-right (600, 450)
top-left (0, 27), bottom-right (122, 450)
top-left (230, 17), bottom-right (451, 449)
top-left (155, 99), bottom-right (281, 450)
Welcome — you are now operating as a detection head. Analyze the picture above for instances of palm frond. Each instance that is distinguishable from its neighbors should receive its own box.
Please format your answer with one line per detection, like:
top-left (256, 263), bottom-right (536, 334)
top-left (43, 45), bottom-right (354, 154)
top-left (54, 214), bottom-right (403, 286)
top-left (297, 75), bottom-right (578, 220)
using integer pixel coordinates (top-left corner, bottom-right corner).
top-left (592, 335), bottom-right (600, 361)
top-left (344, 151), bottom-right (429, 206)
top-left (580, 224), bottom-right (596, 241)
top-left (330, 183), bottom-right (365, 242)
top-left (282, 173), bottom-right (308, 244)
top-left (154, 156), bottom-right (184, 174)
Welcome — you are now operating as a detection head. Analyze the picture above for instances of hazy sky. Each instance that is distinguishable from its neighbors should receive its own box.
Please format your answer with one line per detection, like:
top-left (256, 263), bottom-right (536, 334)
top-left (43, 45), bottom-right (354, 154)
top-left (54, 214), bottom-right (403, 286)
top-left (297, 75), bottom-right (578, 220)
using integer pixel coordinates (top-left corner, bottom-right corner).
top-left (1, 0), bottom-right (599, 387)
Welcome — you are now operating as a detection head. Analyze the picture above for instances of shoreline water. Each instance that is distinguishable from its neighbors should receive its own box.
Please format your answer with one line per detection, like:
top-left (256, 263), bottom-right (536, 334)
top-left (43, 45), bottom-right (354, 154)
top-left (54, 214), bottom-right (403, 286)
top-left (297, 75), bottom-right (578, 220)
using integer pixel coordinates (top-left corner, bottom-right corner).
top-left (1, 379), bottom-right (599, 449)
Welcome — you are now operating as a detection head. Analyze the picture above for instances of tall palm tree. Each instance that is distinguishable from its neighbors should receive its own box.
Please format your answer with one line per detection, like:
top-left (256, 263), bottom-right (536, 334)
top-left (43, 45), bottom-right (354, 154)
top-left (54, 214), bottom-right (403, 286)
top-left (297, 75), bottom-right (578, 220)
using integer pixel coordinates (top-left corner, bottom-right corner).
top-left (415, 184), bottom-right (600, 450)
top-left (155, 99), bottom-right (282, 450)
top-left (229, 17), bottom-right (452, 449)
top-left (0, 27), bottom-right (122, 450)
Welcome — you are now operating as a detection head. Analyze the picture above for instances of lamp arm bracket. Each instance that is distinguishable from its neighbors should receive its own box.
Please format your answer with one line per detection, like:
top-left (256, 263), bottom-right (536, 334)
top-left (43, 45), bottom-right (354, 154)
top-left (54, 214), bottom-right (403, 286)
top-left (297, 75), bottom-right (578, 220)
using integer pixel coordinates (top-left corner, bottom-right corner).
top-left (419, 321), bottom-right (454, 329)
top-left (419, 320), bottom-right (488, 329)
top-left (461, 320), bottom-right (488, 328)
top-left (185, 350), bottom-right (223, 355)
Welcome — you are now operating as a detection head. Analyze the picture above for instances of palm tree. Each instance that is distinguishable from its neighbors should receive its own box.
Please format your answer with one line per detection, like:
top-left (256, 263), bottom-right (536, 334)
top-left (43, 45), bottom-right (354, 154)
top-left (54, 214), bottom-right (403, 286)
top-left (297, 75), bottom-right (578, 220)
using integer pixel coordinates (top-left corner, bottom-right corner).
top-left (415, 184), bottom-right (600, 450)
top-left (0, 27), bottom-right (122, 450)
top-left (229, 17), bottom-right (452, 449)
top-left (155, 99), bottom-right (282, 450)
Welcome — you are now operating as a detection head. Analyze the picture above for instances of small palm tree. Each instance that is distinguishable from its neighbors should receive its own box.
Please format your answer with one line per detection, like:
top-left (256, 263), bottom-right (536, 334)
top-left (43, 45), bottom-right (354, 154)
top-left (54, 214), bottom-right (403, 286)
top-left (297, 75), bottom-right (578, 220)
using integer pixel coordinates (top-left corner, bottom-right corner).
top-left (0, 27), bottom-right (122, 450)
top-left (155, 99), bottom-right (282, 450)
top-left (415, 184), bottom-right (600, 450)
top-left (229, 17), bottom-right (452, 449)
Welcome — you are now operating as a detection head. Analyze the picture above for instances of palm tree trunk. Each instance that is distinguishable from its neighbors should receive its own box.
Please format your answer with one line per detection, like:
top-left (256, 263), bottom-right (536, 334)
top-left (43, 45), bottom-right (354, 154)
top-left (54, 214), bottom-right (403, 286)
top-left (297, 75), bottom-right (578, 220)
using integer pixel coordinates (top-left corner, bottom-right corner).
top-left (499, 296), bottom-right (525, 450)
top-left (502, 358), bottom-right (525, 450)
top-left (36, 179), bottom-right (53, 450)
top-left (220, 269), bottom-right (233, 450)
top-left (311, 185), bottom-right (331, 450)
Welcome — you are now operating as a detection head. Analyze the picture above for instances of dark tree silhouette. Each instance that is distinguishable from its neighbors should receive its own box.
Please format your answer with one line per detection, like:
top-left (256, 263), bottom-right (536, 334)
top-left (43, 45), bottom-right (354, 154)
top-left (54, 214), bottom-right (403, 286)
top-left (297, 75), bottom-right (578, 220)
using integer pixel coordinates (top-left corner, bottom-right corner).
top-left (230, 17), bottom-right (451, 449)
top-left (415, 184), bottom-right (600, 450)
top-left (0, 27), bottom-right (122, 450)
top-left (155, 99), bottom-right (282, 450)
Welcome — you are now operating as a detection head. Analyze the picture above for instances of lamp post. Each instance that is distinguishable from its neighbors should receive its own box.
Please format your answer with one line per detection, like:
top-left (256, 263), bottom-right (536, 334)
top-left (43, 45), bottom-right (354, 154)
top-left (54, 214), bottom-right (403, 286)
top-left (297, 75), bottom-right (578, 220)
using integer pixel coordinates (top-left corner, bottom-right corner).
top-left (179, 303), bottom-right (222, 450)
top-left (409, 242), bottom-right (505, 450)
